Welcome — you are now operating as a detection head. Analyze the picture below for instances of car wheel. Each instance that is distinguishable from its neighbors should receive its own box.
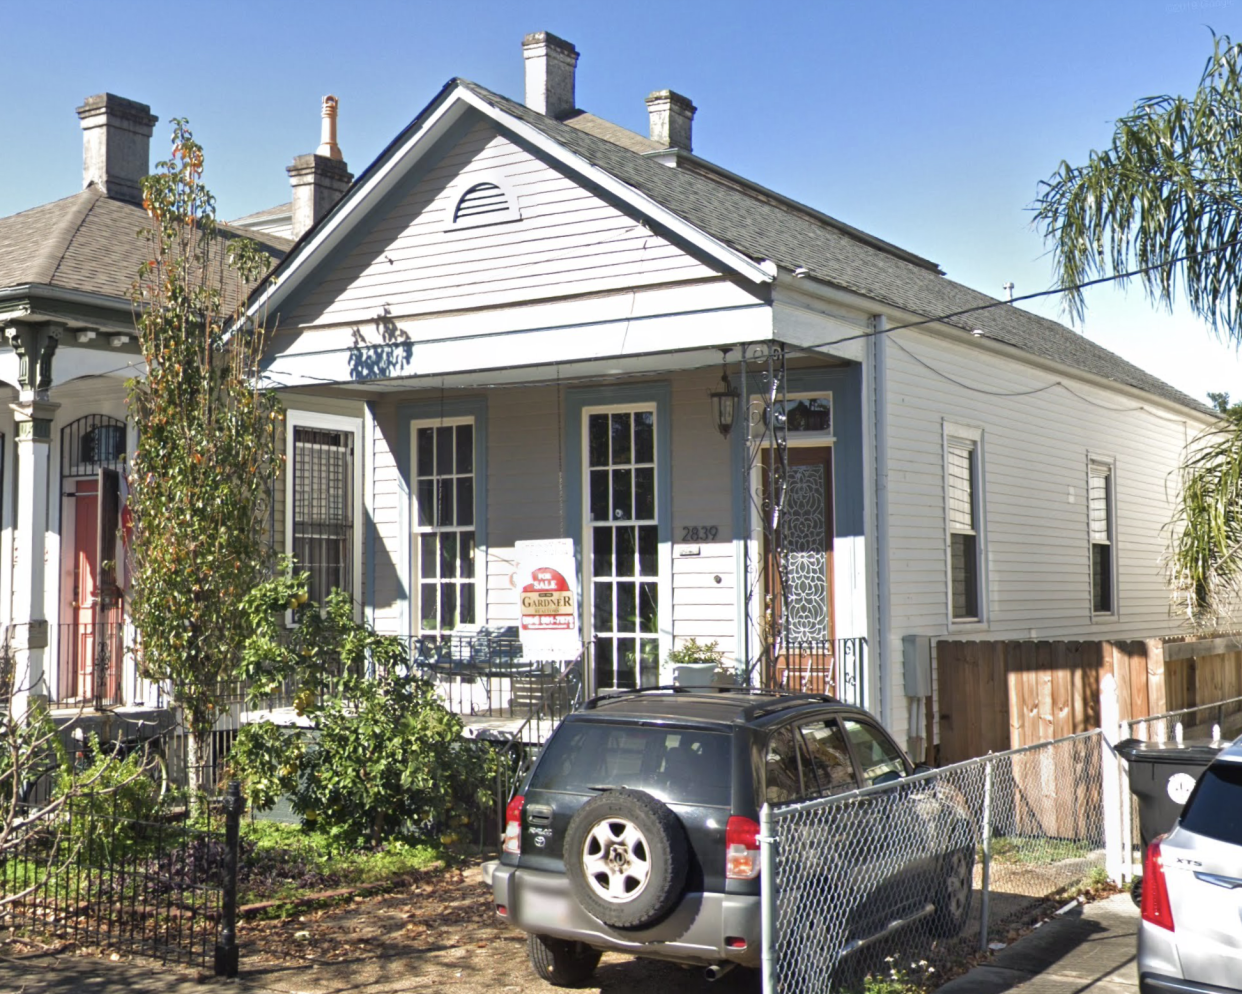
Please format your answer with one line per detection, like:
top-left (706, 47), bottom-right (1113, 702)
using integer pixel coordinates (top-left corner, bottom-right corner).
top-left (930, 847), bottom-right (974, 937)
top-left (526, 933), bottom-right (602, 986)
top-left (563, 788), bottom-right (689, 929)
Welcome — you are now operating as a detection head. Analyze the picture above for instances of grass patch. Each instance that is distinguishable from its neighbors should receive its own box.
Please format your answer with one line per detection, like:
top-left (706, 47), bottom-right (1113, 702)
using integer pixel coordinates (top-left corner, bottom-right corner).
top-left (985, 836), bottom-right (1098, 865)
top-left (238, 820), bottom-right (443, 905)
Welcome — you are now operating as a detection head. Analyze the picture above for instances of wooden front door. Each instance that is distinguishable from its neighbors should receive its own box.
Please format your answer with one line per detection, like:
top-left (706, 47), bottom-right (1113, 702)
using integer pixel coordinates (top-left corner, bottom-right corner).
top-left (68, 471), bottom-right (122, 703)
top-left (769, 446), bottom-right (835, 692)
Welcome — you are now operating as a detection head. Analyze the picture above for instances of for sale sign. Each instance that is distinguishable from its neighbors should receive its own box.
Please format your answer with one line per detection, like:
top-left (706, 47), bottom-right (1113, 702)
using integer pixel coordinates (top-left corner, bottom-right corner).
top-left (515, 539), bottom-right (580, 661)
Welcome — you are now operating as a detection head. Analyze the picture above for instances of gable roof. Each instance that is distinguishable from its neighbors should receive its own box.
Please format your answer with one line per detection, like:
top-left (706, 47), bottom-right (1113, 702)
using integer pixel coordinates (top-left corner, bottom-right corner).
top-left (0, 186), bottom-right (292, 309)
top-left (256, 77), bottom-right (1208, 415)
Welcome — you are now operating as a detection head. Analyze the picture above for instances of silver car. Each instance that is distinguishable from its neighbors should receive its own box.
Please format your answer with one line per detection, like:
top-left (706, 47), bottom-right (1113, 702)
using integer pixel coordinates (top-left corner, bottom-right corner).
top-left (1138, 739), bottom-right (1242, 994)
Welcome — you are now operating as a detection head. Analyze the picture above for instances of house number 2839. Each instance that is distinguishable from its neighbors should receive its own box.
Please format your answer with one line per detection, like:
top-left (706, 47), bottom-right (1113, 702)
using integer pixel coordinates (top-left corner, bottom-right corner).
top-left (681, 525), bottom-right (719, 542)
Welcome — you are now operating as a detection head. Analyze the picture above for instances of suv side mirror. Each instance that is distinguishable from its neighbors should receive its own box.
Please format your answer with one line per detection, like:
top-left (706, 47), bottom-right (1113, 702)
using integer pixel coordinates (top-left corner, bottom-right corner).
top-left (912, 764), bottom-right (933, 776)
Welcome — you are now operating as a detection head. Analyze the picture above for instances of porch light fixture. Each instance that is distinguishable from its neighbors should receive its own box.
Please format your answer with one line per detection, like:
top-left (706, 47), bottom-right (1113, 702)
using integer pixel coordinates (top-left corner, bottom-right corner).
top-left (710, 348), bottom-right (740, 438)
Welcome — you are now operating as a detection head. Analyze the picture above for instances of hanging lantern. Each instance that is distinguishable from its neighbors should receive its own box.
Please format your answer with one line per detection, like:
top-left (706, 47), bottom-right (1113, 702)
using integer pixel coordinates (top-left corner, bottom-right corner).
top-left (710, 348), bottom-right (740, 438)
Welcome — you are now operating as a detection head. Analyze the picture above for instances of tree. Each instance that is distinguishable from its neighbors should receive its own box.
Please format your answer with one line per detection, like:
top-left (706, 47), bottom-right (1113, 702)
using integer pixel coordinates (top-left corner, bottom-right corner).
top-left (127, 121), bottom-right (283, 800)
top-left (1034, 34), bottom-right (1242, 622)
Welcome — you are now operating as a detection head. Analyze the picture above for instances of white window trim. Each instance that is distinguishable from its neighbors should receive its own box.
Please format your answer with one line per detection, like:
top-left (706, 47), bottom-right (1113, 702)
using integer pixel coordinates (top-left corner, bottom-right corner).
top-left (285, 410), bottom-right (364, 622)
top-left (444, 170), bottom-right (522, 231)
top-left (748, 392), bottom-right (836, 447)
top-left (943, 421), bottom-right (987, 630)
top-left (410, 415), bottom-right (485, 635)
top-left (1087, 454), bottom-right (1119, 621)
top-left (580, 402), bottom-right (668, 682)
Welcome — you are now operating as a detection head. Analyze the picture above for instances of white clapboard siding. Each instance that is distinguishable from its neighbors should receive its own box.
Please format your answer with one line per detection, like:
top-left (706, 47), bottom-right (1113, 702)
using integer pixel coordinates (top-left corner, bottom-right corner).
top-left (288, 120), bottom-right (718, 330)
top-left (369, 400), bottom-right (406, 636)
top-left (670, 370), bottom-right (738, 661)
top-left (880, 328), bottom-right (1207, 736)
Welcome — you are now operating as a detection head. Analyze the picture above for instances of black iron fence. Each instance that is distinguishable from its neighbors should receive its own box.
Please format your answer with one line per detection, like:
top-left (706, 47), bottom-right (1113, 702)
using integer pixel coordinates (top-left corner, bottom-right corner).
top-left (1, 783), bottom-right (243, 974)
top-left (55, 621), bottom-right (125, 708)
top-left (763, 636), bottom-right (867, 708)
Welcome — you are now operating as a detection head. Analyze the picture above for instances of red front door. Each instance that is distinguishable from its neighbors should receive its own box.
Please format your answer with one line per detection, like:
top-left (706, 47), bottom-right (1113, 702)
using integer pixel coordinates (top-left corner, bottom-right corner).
top-left (67, 476), bottom-right (123, 704)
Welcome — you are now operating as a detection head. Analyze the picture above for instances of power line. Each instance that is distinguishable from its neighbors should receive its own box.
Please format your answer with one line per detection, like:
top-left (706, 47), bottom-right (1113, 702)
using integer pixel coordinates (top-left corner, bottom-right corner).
top-left (796, 237), bottom-right (1242, 353)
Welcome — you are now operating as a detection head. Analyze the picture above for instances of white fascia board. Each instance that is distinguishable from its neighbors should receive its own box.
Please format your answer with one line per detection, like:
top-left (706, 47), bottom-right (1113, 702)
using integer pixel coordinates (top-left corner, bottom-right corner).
top-left (453, 88), bottom-right (774, 286)
top-left (247, 96), bottom-right (475, 321)
top-left (249, 85), bottom-right (775, 323)
top-left (262, 300), bottom-right (771, 389)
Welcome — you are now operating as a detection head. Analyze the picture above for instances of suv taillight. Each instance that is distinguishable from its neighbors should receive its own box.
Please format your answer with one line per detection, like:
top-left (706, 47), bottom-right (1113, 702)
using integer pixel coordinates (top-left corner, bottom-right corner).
top-left (1141, 835), bottom-right (1175, 932)
top-left (502, 795), bottom-right (524, 855)
top-left (726, 816), bottom-right (761, 880)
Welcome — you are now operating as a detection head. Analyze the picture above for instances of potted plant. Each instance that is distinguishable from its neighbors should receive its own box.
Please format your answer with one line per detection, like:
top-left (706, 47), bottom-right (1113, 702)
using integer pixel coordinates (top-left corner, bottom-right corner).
top-left (667, 639), bottom-right (736, 687)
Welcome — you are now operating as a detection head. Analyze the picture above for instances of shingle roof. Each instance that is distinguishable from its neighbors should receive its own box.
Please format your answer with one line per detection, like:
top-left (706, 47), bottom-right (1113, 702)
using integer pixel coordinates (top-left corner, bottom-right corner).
top-left (0, 186), bottom-right (292, 308)
top-left (458, 80), bottom-right (1208, 414)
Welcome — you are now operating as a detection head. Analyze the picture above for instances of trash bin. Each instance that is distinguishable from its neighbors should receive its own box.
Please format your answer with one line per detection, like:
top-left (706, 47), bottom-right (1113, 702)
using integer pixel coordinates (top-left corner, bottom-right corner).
top-left (1116, 738), bottom-right (1224, 849)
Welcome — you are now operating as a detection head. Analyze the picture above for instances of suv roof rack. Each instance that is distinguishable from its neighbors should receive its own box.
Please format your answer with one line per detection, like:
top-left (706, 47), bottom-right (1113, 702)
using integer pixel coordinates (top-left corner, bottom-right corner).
top-left (581, 685), bottom-right (839, 712)
top-left (739, 692), bottom-right (841, 722)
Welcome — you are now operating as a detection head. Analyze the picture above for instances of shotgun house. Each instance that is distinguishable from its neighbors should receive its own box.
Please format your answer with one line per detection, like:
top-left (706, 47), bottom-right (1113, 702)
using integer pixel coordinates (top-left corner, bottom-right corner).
top-left (249, 32), bottom-right (1219, 753)
top-left (0, 94), bottom-right (291, 722)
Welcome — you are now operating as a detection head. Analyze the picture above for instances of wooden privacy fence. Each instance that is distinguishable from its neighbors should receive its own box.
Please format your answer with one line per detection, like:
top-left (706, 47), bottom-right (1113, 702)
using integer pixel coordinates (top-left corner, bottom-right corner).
top-left (937, 635), bottom-right (1242, 765)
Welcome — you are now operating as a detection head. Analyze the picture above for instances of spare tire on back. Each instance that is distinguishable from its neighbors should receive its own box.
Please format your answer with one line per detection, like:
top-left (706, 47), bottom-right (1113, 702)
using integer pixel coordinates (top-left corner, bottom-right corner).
top-left (563, 788), bottom-right (689, 929)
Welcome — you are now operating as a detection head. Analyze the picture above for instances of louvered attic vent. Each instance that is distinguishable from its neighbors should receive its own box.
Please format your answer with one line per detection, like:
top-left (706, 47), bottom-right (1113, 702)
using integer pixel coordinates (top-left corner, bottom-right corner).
top-left (455, 183), bottom-right (507, 221)
top-left (448, 175), bottom-right (521, 230)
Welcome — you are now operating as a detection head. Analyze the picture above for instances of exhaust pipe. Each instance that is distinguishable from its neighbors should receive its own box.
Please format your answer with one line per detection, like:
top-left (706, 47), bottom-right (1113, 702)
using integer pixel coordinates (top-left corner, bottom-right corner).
top-left (705, 962), bottom-right (736, 982)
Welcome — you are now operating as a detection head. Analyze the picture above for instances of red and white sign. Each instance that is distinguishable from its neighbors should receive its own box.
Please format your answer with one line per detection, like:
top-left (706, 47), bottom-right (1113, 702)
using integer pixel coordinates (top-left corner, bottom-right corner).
top-left (516, 539), bottom-right (580, 661)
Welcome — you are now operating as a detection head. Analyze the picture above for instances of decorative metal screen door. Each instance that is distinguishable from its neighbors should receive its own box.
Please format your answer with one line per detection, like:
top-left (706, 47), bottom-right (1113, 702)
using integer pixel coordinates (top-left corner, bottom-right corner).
top-left (586, 408), bottom-right (659, 691)
top-left (770, 446), bottom-right (835, 692)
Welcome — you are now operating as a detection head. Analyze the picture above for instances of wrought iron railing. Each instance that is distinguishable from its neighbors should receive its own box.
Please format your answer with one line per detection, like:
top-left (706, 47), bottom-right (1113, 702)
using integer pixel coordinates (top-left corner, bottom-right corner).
top-left (55, 621), bottom-right (125, 708)
top-left (763, 636), bottom-right (867, 708)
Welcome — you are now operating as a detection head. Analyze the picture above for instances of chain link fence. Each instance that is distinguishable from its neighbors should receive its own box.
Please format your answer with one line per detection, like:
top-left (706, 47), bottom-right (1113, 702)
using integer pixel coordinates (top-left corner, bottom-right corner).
top-left (761, 730), bottom-right (1106, 994)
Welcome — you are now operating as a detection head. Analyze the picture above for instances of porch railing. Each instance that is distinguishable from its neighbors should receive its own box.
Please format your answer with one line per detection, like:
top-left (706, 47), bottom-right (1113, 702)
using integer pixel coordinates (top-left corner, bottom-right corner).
top-left (407, 633), bottom-right (586, 726)
top-left (762, 636), bottom-right (867, 709)
top-left (55, 621), bottom-right (124, 708)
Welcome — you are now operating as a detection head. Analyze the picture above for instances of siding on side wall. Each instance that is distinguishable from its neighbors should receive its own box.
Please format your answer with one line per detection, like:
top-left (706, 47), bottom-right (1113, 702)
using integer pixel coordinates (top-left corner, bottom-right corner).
top-left (287, 119), bottom-right (718, 331)
top-left (881, 328), bottom-right (1207, 740)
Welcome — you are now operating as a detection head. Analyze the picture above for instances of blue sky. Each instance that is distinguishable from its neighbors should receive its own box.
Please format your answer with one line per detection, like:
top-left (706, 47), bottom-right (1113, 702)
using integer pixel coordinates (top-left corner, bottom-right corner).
top-left (3, 0), bottom-right (1240, 404)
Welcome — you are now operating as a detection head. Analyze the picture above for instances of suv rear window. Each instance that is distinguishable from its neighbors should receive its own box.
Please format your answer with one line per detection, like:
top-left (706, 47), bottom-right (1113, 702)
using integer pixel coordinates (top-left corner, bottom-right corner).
top-left (1180, 762), bottom-right (1242, 846)
top-left (530, 722), bottom-right (732, 807)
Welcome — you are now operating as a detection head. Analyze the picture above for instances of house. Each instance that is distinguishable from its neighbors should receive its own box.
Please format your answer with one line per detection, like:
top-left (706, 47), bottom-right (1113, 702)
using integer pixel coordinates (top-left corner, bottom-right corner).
top-left (0, 93), bottom-right (293, 721)
top-left (247, 32), bottom-right (1221, 754)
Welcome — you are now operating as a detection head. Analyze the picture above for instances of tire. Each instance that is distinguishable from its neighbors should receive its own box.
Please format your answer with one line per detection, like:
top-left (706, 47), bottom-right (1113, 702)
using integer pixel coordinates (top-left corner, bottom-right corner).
top-left (930, 846), bottom-right (974, 937)
top-left (563, 788), bottom-right (689, 929)
top-left (526, 933), bottom-right (602, 987)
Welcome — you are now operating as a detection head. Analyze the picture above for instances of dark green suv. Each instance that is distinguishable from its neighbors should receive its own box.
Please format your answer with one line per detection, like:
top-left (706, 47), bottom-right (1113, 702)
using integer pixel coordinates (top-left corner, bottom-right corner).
top-left (488, 687), bottom-right (972, 985)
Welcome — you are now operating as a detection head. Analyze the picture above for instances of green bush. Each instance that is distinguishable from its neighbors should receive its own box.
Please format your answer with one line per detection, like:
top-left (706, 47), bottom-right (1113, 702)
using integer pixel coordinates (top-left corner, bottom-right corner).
top-left (56, 736), bottom-right (162, 858)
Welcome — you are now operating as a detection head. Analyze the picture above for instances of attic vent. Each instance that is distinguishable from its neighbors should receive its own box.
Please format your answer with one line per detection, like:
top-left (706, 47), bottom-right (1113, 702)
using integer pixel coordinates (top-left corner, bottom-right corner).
top-left (455, 183), bottom-right (507, 221)
top-left (447, 174), bottom-right (521, 230)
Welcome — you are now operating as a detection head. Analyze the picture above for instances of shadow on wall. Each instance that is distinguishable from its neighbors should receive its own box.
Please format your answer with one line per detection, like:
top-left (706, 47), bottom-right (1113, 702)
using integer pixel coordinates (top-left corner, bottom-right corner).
top-left (348, 307), bottom-right (413, 382)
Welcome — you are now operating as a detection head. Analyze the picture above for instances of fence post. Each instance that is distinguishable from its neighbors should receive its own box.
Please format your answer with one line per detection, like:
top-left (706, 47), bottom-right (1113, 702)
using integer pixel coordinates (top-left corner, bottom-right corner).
top-left (760, 803), bottom-right (776, 994)
top-left (978, 753), bottom-right (993, 953)
top-left (1100, 674), bottom-right (1126, 884)
top-left (215, 780), bottom-right (244, 978)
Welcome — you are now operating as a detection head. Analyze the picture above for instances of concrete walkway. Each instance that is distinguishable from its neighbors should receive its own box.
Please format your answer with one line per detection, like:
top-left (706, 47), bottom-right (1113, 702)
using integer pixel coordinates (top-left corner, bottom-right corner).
top-left (938, 892), bottom-right (1138, 994)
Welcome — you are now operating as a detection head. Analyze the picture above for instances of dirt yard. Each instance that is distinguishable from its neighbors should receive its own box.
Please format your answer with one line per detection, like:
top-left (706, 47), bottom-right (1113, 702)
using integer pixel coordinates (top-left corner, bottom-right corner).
top-left (241, 860), bottom-right (759, 994)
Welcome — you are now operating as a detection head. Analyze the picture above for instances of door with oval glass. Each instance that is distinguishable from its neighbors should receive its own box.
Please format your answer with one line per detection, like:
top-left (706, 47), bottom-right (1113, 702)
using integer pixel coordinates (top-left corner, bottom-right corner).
top-left (769, 446), bottom-right (835, 693)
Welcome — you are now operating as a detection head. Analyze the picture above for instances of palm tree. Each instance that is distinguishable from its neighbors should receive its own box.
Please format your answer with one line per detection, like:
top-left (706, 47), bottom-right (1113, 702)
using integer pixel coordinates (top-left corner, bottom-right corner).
top-left (1035, 34), bottom-right (1242, 623)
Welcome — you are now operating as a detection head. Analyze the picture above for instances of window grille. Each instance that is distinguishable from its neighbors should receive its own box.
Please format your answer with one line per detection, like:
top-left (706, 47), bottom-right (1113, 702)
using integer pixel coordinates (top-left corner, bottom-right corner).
top-left (293, 426), bottom-right (355, 605)
top-left (947, 440), bottom-right (979, 620)
top-left (61, 415), bottom-right (126, 480)
top-left (414, 421), bottom-right (476, 636)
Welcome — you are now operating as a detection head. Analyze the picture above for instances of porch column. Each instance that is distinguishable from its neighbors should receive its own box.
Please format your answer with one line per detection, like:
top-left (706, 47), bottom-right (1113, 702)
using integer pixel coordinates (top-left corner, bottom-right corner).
top-left (5, 321), bottom-right (61, 714)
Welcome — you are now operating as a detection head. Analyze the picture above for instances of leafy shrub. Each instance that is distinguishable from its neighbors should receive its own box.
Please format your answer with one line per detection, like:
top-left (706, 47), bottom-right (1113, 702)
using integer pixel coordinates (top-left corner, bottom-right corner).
top-left (56, 736), bottom-right (162, 858)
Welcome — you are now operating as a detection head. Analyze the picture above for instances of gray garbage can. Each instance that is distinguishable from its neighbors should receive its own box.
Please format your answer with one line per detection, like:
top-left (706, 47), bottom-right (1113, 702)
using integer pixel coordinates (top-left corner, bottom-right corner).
top-left (1116, 738), bottom-right (1224, 849)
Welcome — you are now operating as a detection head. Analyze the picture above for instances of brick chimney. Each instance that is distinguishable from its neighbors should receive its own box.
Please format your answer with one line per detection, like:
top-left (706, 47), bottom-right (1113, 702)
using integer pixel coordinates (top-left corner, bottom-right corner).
top-left (287, 95), bottom-right (352, 240)
top-left (645, 90), bottom-right (695, 152)
top-left (523, 32), bottom-right (579, 119)
top-left (76, 94), bottom-right (158, 204)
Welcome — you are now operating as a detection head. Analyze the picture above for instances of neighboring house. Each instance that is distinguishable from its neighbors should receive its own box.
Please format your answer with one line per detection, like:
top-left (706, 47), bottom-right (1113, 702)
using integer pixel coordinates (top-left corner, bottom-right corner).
top-left (0, 93), bottom-right (293, 718)
top-left (248, 31), bottom-right (1222, 752)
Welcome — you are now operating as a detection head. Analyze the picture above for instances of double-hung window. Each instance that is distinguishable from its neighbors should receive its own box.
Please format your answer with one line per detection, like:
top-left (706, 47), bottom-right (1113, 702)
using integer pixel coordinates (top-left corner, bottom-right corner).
top-left (1089, 463), bottom-right (1114, 614)
top-left (413, 419), bottom-right (477, 637)
top-left (946, 428), bottom-right (983, 622)
top-left (287, 412), bottom-right (362, 610)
